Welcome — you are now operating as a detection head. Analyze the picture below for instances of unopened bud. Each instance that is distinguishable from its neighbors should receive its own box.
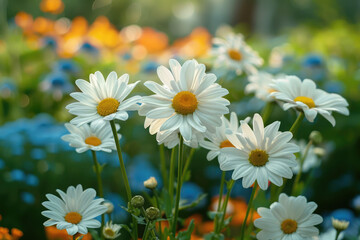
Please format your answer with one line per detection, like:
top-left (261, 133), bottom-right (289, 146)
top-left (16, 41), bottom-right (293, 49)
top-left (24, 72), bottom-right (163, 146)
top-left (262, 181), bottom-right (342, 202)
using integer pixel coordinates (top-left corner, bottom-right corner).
top-left (145, 207), bottom-right (160, 220)
top-left (103, 201), bottom-right (114, 214)
top-left (309, 131), bottom-right (322, 144)
top-left (332, 217), bottom-right (350, 232)
top-left (144, 177), bottom-right (158, 189)
top-left (131, 195), bottom-right (144, 208)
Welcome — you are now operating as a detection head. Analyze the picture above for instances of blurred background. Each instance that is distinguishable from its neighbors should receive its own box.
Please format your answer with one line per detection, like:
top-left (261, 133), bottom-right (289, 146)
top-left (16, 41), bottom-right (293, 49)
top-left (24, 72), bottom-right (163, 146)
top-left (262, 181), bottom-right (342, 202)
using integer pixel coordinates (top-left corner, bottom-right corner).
top-left (1, 0), bottom-right (360, 239)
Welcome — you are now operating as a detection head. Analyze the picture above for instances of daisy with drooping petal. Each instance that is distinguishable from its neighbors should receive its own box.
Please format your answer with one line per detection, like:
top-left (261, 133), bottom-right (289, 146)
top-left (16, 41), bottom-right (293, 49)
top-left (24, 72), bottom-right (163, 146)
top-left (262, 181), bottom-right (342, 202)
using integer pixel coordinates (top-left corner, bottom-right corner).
top-left (245, 71), bottom-right (283, 102)
top-left (66, 71), bottom-right (141, 126)
top-left (219, 113), bottom-right (299, 190)
top-left (61, 122), bottom-right (120, 153)
top-left (254, 193), bottom-right (323, 240)
top-left (200, 112), bottom-right (250, 161)
top-left (139, 59), bottom-right (230, 143)
top-left (42, 184), bottom-right (107, 236)
top-left (102, 221), bottom-right (121, 239)
top-left (270, 75), bottom-right (349, 126)
top-left (211, 33), bottom-right (263, 75)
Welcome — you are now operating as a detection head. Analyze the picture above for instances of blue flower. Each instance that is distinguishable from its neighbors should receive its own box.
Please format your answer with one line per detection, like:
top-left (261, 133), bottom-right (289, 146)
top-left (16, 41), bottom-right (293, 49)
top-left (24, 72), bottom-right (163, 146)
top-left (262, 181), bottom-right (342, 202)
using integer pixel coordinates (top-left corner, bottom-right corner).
top-left (41, 71), bottom-right (73, 94)
top-left (128, 158), bottom-right (162, 193)
top-left (42, 37), bottom-right (57, 48)
top-left (142, 61), bottom-right (159, 73)
top-left (204, 165), bottom-right (222, 180)
top-left (21, 192), bottom-right (35, 204)
top-left (26, 174), bottom-right (39, 186)
top-left (0, 158), bottom-right (4, 169)
top-left (54, 60), bottom-right (79, 73)
top-left (103, 192), bottom-right (128, 222)
top-left (303, 54), bottom-right (323, 68)
top-left (0, 79), bottom-right (16, 98)
top-left (10, 169), bottom-right (26, 181)
top-left (324, 81), bottom-right (344, 94)
top-left (31, 148), bottom-right (46, 160)
top-left (180, 182), bottom-right (206, 209)
top-left (81, 42), bottom-right (98, 53)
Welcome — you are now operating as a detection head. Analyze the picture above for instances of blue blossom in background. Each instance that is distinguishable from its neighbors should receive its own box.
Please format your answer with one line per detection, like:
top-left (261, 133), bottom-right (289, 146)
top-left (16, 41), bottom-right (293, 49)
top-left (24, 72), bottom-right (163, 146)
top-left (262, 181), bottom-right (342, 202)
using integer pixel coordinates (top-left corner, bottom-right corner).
top-left (40, 71), bottom-right (73, 100)
top-left (31, 148), bottom-right (46, 160)
top-left (323, 209), bottom-right (360, 237)
top-left (204, 165), bottom-right (222, 180)
top-left (21, 192), bottom-right (35, 204)
top-left (352, 195), bottom-right (360, 211)
top-left (128, 156), bottom-right (162, 193)
top-left (81, 42), bottom-right (98, 54)
top-left (0, 79), bottom-right (16, 98)
top-left (142, 61), bottom-right (159, 73)
top-left (10, 169), bottom-right (26, 181)
top-left (25, 174), bottom-right (39, 186)
top-left (303, 54), bottom-right (323, 68)
top-left (103, 192), bottom-right (127, 222)
top-left (42, 37), bottom-right (57, 49)
top-left (324, 81), bottom-right (345, 94)
top-left (54, 59), bottom-right (79, 73)
top-left (0, 158), bottom-right (5, 169)
top-left (302, 54), bottom-right (326, 81)
top-left (180, 182), bottom-right (206, 209)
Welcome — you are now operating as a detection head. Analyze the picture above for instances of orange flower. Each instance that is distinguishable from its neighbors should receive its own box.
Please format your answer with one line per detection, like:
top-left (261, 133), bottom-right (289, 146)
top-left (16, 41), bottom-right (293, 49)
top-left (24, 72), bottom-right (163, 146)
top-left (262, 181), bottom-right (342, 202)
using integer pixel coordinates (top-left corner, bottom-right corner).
top-left (172, 27), bottom-right (211, 58)
top-left (0, 227), bottom-right (11, 240)
top-left (40, 0), bottom-right (64, 14)
top-left (14, 12), bottom-right (33, 32)
top-left (11, 228), bottom-right (23, 240)
top-left (135, 27), bottom-right (168, 54)
top-left (33, 17), bottom-right (54, 35)
top-left (45, 226), bottom-right (92, 240)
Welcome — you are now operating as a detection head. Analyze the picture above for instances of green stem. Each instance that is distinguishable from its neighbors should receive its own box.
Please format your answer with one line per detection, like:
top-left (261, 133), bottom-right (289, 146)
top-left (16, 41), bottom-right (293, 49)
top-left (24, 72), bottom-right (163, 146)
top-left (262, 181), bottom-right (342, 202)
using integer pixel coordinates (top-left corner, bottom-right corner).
top-left (335, 230), bottom-right (341, 240)
top-left (291, 140), bottom-right (313, 195)
top-left (171, 136), bottom-right (184, 237)
top-left (109, 120), bottom-right (138, 240)
top-left (168, 147), bottom-right (176, 206)
top-left (159, 144), bottom-right (168, 190)
top-left (240, 182), bottom-right (257, 240)
top-left (213, 171), bottom-right (226, 236)
top-left (289, 112), bottom-right (304, 136)
top-left (261, 102), bottom-right (274, 124)
top-left (216, 179), bottom-right (235, 234)
top-left (181, 148), bottom-right (196, 179)
top-left (91, 151), bottom-right (104, 240)
top-left (153, 190), bottom-right (163, 239)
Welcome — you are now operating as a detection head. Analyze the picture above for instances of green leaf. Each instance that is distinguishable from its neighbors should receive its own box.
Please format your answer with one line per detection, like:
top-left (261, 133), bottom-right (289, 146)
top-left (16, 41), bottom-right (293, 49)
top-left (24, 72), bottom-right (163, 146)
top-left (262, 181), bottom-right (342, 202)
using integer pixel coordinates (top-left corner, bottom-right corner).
top-left (176, 219), bottom-right (195, 240)
top-left (179, 193), bottom-right (207, 211)
top-left (207, 211), bottom-right (223, 220)
top-left (203, 232), bottom-right (224, 240)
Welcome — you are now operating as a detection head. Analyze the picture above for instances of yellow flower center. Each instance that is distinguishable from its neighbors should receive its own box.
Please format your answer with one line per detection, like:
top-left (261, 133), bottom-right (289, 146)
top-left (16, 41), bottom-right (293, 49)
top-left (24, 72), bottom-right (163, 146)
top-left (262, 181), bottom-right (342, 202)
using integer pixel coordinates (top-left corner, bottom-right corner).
top-left (172, 91), bottom-right (198, 115)
top-left (85, 136), bottom-right (102, 146)
top-left (64, 212), bottom-right (82, 224)
top-left (228, 49), bottom-right (242, 61)
top-left (294, 96), bottom-right (315, 108)
top-left (97, 98), bottom-right (120, 116)
top-left (104, 228), bottom-right (115, 237)
top-left (249, 149), bottom-right (268, 167)
top-left (220, 140), bottom-right (235, 148)
top-left (281, 219), bottom-right (298, 234)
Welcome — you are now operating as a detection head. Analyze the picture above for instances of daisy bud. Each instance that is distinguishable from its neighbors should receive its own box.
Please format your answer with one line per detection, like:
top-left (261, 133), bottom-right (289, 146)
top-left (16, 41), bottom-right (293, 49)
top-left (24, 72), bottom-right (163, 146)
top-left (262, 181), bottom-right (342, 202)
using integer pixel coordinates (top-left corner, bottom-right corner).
top-left (332, 217), bottom-right (350, 232)
top-left (131, 195), bottom-right (144, 208)
top-left (144, 177), bottom-right (158, 189)
top-left (103, 201), bottom-right (114, 214)
top-left (145, 207), bottom-right (160, 221)
top-left (309, 131), bottom-right (322, 144)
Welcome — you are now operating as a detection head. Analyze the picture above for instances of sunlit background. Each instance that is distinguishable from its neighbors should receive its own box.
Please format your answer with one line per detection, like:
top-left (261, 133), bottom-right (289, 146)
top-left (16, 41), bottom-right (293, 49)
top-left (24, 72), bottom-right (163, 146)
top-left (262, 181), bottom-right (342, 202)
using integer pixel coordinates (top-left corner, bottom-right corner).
top-left (1, 0), bottom-right (360, 239)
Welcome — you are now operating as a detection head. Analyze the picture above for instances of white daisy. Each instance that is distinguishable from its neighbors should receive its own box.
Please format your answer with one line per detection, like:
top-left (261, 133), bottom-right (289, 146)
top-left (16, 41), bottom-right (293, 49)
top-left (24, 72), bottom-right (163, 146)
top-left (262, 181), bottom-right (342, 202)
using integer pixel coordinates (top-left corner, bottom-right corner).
top-left (254, 193), bottom-right (323, 240)
top-left (292, 139), bottom-right (322, 174)
top-left (211, 33), bottom-right (263, 75)
top-left (61, 122), bottom-right (120, 153)
top-left (219, 113), bottom-right (299, 190)
top-left (103, 221), bottom-right (121, 239)
top-left (42, 184), bottom-right (107, 235)
top-left (200, 112), bottom-right (250, 161)
top-left (139, 59), bottom-right (230, 143)
top-left (66, 71), bottom-right (141, 126)
top-left (270, 76), bottom-right (349, 126)
top-left (245, 71), bottom-right (283, 101)
top-left (144, 117), bottom-right (204, 149)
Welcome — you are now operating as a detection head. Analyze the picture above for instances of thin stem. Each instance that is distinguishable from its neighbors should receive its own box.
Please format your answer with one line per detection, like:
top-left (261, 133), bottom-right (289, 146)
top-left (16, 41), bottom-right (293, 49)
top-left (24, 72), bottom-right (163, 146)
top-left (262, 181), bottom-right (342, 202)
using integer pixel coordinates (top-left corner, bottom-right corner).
top-left (291, 140), bottom-right (313, 195)
top-left (168, 147), bottom-right (176, 206)
top-left (91, 151), bottom-right (104, 240)
top-left (261, 102), bottom-right (274, 124)
top-left (159, 144), bottom-right (168, 190)
top-left (240, 182), bottom-right (257, 240)
top-left (289, 112), bottom-right (304, 136)
top-left (181, 148), bottom-right (196, 179)
top-left (335, 230), bottom-right (341, 240)
top-left (153, 190), bottom-right (163, 238)
top-left (213, 171), bottom-right (226, 236)
top-left (109, 120), bottom-right (138, 240)
top-left (171, 136), bottom-right (184, 236)
top-left (216, 179), bottom-right (235, 234)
